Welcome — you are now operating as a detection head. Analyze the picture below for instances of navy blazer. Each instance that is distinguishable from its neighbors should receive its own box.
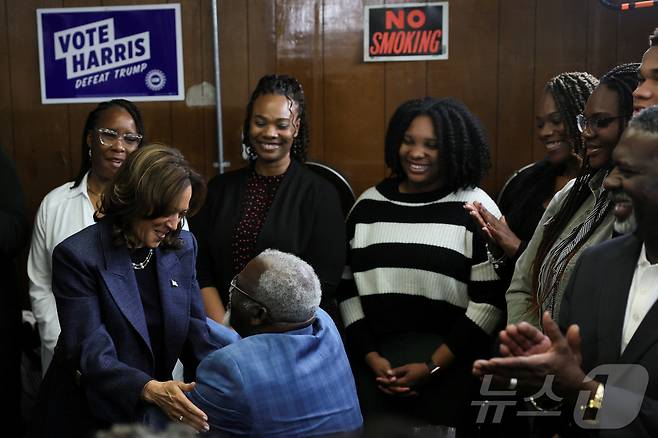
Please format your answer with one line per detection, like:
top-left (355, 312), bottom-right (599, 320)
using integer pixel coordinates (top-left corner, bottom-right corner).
top-left (48, 219), bottom-right (217, 426)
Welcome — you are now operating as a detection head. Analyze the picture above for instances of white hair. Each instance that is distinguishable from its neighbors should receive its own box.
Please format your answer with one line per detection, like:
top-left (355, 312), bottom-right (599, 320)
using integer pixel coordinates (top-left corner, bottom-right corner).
top-left (254, 249), bottom-right (321, 322)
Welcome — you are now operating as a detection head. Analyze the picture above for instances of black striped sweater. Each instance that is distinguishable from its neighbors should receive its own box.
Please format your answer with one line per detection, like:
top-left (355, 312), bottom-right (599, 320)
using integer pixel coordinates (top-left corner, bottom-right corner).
top-left (337, 178), bottom-right (506, 362)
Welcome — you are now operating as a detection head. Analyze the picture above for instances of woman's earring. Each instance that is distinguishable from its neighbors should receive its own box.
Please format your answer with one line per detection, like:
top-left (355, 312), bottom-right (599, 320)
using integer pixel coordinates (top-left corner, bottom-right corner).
top-left (240, 131), bottom-right (249, 161)
top-left (88, 147), bottom-right (92, 159)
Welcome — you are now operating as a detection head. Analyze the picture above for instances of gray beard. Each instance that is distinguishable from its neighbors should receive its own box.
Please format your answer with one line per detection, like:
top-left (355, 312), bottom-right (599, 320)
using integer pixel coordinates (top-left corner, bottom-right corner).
top-left (614, 211), bottom-right (638, 235)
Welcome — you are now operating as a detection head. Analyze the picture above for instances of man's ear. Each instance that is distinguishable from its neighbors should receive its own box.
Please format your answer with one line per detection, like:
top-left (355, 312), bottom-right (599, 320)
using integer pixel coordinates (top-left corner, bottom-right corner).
top-left (250, 304), bottom-right (269, 326)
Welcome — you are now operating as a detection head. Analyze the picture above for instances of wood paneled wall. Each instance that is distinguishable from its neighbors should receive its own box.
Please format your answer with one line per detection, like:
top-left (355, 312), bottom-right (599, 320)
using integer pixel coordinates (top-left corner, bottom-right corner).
top-left (2, 0), bottom-right (658, 222)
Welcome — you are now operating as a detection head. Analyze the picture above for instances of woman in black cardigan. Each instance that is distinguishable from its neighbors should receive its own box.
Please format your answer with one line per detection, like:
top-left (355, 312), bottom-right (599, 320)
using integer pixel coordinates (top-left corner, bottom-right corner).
top-left (190, 74), bottom-right (345, 324)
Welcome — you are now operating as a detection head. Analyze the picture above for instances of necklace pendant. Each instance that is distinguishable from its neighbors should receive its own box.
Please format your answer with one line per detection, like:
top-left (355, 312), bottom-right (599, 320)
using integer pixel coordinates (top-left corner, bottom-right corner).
top-left (132, 248), bottom-right (154, 270)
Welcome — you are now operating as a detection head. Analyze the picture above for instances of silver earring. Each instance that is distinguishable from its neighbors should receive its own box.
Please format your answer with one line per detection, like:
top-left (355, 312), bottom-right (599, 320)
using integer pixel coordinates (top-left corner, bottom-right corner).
top-left (88, 148), bottom-right (92, 159)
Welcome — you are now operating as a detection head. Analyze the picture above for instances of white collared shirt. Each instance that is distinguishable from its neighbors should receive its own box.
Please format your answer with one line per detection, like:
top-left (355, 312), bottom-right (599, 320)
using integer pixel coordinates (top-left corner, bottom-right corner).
top-left (28, 172), bottom-right (96, 374)
top-left (621, 244), bottom-right (658, 354)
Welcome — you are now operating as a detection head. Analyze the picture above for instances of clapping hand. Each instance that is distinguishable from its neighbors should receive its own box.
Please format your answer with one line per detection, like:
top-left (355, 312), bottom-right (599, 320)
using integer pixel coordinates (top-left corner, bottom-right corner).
top-left (473, 312), bottom-right (587, 396)
top-left (464, 201), bottom-right (521, 259)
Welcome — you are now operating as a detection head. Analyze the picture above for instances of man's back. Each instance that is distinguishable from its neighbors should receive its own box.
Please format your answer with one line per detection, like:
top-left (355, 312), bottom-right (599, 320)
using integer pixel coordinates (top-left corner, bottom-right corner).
top-left (190, 309), bottom-right (362, 437)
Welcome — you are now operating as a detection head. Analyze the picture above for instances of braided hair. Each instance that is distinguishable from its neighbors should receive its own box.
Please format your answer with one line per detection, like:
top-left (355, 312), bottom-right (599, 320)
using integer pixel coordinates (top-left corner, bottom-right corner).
top-left (242, 74), bottom-right (309, 162)
top-left (530, 63), bottom-right (640, 310)
top-left (544, 72), bottom-right (599, 155)
top-left (384, 97), bottom-right (490, 192)
top-left (72, 99), bottom-right (145, 188)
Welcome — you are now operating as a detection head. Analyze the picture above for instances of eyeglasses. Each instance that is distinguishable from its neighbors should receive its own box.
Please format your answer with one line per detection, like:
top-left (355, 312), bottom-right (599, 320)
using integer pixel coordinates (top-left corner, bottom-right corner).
top-left (228, 275), bottom-right (317, 327)
top-left (576, 114), bottom-right (626, 133)
top-left (96, 128), bottom-right (143, 149)
top-left (228, 276), bottom-right (268, 310)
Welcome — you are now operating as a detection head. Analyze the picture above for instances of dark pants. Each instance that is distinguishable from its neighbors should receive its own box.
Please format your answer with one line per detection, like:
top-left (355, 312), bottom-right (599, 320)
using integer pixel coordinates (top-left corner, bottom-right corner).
top-left (25, 350), bottom-right (108, 438)
top-left (352, 332), bottom-right (480, 437)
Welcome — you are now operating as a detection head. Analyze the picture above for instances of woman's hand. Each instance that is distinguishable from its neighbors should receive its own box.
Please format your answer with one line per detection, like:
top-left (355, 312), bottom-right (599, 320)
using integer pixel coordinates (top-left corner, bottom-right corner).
top-left (142, 379), bottom-right (209, 433)
top-left (464, 202), bottom-right (493, 242)
top-left (365, 352), bottom-right (412, 395)
top-left (465, 202), bottom-right (521, 259)
top-left (384, 363), bottom-right (431, 395)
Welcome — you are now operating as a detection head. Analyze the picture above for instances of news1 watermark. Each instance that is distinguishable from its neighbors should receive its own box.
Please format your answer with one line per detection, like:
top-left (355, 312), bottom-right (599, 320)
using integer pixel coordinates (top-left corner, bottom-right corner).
top-left (472, 364), bottom-right (649, 429)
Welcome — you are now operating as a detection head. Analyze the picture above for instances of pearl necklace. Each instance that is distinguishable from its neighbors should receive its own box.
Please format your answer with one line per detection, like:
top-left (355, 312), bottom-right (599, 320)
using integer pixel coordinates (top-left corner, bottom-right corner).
top-left (132, 248), bottom-right (154, 270)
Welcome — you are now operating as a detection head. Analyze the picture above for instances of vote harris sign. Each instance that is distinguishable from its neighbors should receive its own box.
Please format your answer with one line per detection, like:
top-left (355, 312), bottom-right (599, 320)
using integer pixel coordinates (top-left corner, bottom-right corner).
top-left (364, 2), bottom-right (448, 62)
top-left (37, 4), bottom-right (184, 104)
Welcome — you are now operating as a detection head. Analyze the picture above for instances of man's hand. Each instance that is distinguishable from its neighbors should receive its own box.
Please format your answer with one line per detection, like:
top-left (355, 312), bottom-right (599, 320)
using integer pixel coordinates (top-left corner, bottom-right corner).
top-left (499, 321), bottom-right (551, 357)
top-left (473, 312), bottom-right (587, 396)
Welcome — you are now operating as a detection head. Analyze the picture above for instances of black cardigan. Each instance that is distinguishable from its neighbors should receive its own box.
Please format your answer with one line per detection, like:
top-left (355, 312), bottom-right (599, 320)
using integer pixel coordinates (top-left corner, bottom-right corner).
top-left (190, 160), bottom-right (346, 318)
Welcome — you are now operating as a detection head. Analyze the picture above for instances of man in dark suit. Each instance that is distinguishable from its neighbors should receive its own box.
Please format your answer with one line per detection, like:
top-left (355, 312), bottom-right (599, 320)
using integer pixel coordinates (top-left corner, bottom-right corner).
top-left (473, 106), bottom-right (658, 437)
top-left (188, 249), bottom-right (363, 437)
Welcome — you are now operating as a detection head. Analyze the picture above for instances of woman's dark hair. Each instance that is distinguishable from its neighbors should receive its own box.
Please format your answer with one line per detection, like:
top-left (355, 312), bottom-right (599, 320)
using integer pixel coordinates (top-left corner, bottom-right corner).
top-left (242, 74), bottom-right (309, 162)
top-left (504, 72), bottom-right (598, 237)
top-left (531, 63), bottom-right (640, 309)
top-left (544, 72), bottom-right (599, 155)
top-left (384, 97), bottom-right (490, 191)
top-left (72, 99), bottom-right (145, 188)
top-left (97, 143), bottom-right (206, 250)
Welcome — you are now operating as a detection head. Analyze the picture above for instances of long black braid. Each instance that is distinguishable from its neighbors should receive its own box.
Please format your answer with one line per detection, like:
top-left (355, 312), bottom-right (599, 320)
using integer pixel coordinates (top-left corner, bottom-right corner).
top-left (531, 63), bottom-right (639, 310)
top-left (384, 97), bottom-right (490, 191)
top-left (242, 74), bottom-right (309, 162)
top-left (72, 99), bottom-right (145, 188)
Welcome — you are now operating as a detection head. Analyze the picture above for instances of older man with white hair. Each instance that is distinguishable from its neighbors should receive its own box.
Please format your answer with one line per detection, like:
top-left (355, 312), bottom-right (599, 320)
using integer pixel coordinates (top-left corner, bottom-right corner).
top-left (188, 249), bottom-right (362, 437)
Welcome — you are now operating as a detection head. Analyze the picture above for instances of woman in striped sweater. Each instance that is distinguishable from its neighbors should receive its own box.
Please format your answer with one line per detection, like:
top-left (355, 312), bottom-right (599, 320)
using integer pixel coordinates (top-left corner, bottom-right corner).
top-left (338, 97), bottom-right (506, 430)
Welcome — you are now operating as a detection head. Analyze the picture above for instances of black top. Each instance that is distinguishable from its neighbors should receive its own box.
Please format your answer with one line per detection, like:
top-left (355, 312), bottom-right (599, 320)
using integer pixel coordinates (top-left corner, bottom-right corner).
top-left (130, 248), bottom-right (167, 381)
top-left (496, 159), bottom-right (561, 280)
top-left (190, 160), bottom-right (346, 320)
top-left (231, 170), bottom-right (286, 274)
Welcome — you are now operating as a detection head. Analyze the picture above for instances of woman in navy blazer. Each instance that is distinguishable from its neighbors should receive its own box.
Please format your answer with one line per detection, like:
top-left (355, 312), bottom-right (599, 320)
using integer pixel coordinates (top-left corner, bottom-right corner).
top-left (28, 145), bottom-right (218, 437)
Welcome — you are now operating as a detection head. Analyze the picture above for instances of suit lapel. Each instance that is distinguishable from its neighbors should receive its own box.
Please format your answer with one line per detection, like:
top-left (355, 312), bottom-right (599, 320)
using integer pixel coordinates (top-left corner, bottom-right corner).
top-left (156, 247), bottom-right (187, 365)
top-left (98, 222), bottom-right (152, 352)
top-left (597, 236), bottom-right (642, 365)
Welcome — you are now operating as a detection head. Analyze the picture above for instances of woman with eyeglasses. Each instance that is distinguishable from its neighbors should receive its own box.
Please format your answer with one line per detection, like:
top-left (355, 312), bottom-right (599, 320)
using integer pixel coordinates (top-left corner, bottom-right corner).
top-left (28, 145), bottom-right (218, 437)
top-left (28, 99), bottom-right (145, 376)
top-left (465, 72), bottom-right (597, 282)
top-left (506, 63), bottom-right (639, 328)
